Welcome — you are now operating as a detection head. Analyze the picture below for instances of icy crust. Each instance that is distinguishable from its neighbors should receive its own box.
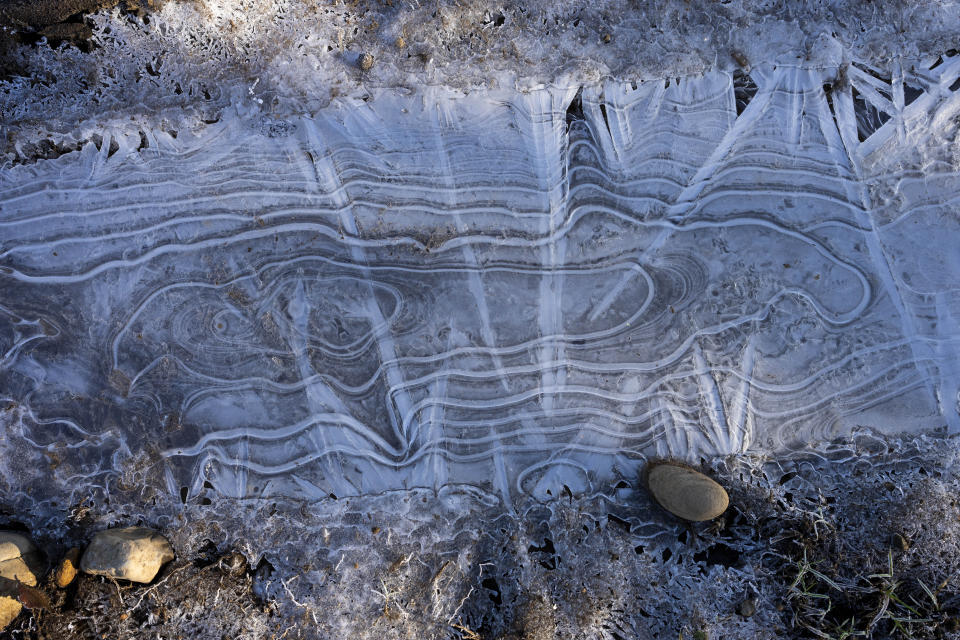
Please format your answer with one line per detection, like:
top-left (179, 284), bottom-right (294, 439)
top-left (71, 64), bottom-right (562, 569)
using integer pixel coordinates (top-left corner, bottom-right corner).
top-left (2, 62), bottom-right (960, 511)
top-left (248, 430), bottom-right (960, 639)
top-left (2, 0), bottom-right (960, 144)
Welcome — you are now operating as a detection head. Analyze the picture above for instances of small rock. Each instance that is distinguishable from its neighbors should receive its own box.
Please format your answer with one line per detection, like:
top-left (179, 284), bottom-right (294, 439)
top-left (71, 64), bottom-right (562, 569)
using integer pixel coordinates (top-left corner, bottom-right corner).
top-left (220, 551), bottom-right (247, 576)
top-left (646, 462), bottom-right (729, 522)
top-left (738, 597), bottom-right (757, 618)
top-left (891, 533), bottom-right (910, 552)
top-left (0, 532), bottom-right (42, 582)
top-left (54, 547), bottom-right (81, 588)
top-left (80, 527), bottom-right (174, 583)
top-left (0, 599), bottom-right (19, 632)
top-left (0, 532), bottom-right (44, 630)
top-left (731, 49), bottom-right (750, 71)
top-left (394, 36), bottom-right (406, 49)
top-left (357, 53), bottom-right (374, 71)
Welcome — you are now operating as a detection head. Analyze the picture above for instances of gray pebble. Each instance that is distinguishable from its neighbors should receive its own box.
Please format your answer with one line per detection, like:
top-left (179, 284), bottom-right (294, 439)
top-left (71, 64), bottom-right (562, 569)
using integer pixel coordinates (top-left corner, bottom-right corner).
top-left (646, 462), bottom-right (729, 522)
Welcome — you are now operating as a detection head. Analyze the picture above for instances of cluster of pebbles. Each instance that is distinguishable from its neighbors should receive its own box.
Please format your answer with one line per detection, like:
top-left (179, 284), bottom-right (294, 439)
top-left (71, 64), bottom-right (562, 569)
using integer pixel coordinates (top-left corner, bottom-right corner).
top-left (0, 526), bottom-right (174, 630)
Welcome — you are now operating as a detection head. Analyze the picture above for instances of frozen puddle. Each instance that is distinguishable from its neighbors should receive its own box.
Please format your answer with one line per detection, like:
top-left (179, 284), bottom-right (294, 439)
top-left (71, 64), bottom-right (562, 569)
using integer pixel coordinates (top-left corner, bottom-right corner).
top-left (2, 61), bottom-right (960, 506)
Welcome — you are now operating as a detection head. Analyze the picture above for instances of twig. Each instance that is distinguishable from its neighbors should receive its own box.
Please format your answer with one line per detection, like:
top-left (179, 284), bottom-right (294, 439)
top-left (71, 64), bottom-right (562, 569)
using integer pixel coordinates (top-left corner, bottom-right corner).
top-left (447, 586), bottom-right (474, 624)
top-left (451, 620), bottom-right (481, 640)
top-left (126, 564), bottom-right (190, 613)
top-left (281, 576), bottom-right (319, 625)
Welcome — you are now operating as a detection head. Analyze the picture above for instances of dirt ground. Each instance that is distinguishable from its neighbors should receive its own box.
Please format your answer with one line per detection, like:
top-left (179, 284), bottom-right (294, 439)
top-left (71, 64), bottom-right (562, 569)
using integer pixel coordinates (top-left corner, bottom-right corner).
top-left (5, 547), bottom-right (287, 639)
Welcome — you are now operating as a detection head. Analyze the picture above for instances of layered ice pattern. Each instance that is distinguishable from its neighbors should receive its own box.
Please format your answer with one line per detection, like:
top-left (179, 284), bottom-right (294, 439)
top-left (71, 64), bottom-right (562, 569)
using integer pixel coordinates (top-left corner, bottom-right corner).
top-left (2, 59), bottom-right (959, 505)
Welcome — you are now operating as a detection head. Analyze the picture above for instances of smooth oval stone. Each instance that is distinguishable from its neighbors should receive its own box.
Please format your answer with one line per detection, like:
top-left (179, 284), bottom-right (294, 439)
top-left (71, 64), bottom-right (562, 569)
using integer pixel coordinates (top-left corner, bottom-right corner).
top-left (646, 463), bottom-right (729, 521)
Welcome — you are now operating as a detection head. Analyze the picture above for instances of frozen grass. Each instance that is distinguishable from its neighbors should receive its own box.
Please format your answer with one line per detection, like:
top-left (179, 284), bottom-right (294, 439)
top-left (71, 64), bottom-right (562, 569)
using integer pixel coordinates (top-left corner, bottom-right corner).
top-left (1, 430), bottom-right (958, 639)
top-left (3, 0), bottom-right (960, 147)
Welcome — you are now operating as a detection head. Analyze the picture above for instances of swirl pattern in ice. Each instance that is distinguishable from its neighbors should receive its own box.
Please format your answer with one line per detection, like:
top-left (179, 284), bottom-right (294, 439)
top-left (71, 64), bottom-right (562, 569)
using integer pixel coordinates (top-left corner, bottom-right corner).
top-left (2, 60), bottom-right (959, 504)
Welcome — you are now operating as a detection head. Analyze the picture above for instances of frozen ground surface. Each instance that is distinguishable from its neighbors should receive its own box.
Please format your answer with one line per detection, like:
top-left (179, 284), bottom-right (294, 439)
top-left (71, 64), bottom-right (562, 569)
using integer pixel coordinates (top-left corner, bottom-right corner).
top-left (1, 0), bottom-right (960, 638)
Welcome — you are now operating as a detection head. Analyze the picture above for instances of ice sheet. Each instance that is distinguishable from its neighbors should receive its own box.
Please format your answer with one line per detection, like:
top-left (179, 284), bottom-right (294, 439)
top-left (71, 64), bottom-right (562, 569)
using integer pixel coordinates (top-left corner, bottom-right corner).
top-left (2, 60), bottom-right (959, 507)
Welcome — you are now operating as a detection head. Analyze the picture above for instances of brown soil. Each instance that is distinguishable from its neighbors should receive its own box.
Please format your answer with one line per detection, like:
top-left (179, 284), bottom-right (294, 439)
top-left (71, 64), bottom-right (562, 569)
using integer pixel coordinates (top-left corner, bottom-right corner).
top-left (0, 0), bottom-right (117, 28)
top-left (4, 548), bottom-right (285, 640)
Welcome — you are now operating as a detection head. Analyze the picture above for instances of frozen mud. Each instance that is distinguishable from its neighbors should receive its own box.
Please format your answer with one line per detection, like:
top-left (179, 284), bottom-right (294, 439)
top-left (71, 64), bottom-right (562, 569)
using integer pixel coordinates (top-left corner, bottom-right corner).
top-left (1, 0), bottom-right (960, 637)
